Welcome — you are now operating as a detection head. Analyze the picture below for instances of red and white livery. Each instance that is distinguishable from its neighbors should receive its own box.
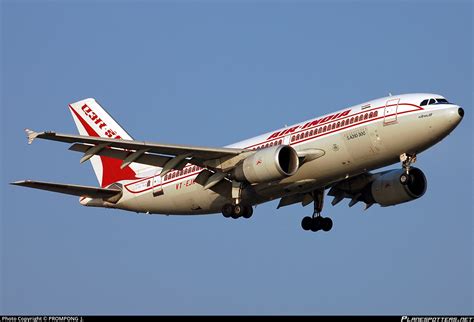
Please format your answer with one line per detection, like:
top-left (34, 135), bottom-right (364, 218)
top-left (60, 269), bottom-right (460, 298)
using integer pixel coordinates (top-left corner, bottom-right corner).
top-left (13, 93), bottom-right (464, 232)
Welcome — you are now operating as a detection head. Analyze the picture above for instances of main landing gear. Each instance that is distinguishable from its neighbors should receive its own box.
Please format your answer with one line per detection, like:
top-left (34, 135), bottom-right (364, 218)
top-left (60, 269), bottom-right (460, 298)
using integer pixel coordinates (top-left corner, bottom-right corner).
top-left (222, 203), bottom-right (253, 219)
top-left (399, 153), bottom-right (417, 185)
top-left (301, 189), bottom-right (333, 232)
top-left (221, 181), bottom-right (253, 219)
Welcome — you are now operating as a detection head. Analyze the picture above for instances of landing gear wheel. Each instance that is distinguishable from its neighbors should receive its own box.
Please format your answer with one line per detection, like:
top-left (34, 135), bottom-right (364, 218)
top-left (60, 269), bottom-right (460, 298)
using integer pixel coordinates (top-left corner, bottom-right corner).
top-left (301, 216), bottom-right (312, 231)
top-left (231, 204), bottom-right (244, 219)
top-left (311, 217), bottom-right (322, 232)
top-left (321, 217), bottom-right (333, 232)
top-left (222, 204), bottom-right (233, 218)
top-left (242, 205), bottom-right (253, 219)
top-left (400, 173), bottom-right (410, 185)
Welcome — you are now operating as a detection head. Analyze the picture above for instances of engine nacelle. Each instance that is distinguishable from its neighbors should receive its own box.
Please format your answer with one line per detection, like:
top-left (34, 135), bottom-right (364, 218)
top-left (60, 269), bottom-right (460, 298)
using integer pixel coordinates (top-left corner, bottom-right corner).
top-left (233, 145), bottom-right (299, 184)
top-left (369, 168), bottom-right (427, 206)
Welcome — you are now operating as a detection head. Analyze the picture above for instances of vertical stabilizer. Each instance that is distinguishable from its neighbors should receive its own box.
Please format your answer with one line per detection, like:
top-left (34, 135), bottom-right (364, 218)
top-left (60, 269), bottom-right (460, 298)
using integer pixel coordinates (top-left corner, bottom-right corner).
top-left (68, 98), bottom-right (145, 187)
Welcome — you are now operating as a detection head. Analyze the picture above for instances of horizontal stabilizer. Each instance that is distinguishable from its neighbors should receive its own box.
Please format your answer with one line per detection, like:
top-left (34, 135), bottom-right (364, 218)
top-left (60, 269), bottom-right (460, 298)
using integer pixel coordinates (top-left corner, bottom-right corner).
top-left (11, 180), bottom-right (122, 199)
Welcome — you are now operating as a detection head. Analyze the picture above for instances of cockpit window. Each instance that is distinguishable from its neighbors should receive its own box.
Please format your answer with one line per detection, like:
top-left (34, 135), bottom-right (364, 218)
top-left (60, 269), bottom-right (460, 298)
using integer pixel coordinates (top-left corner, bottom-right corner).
top-left (421, 97), bottom-right (451, 106)
top-left (435, 98), bottom-right (449, 104)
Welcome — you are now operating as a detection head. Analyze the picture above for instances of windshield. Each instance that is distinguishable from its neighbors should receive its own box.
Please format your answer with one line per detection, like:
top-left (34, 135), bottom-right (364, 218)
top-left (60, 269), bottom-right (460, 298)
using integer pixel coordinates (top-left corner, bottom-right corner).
top-left (420, 98), bottom-right (451, 106)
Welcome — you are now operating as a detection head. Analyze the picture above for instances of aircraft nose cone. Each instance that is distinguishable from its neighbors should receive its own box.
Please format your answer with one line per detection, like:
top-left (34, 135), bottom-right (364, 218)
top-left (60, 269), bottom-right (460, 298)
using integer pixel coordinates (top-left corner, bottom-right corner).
top-left (458, 107), bottom-right (464, 118)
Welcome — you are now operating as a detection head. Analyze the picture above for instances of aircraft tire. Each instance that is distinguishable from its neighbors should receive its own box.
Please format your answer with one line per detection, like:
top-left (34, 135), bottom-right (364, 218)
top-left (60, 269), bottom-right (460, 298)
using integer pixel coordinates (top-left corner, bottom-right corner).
top-left (400, 173), bottom-right (410, 185)
top-left (321, 217), bottom-right (333, 232)
top-left (242, 205), bottom-right (253, 219)
top-left (311, 217), bottom-right (321, 232)
top-left (222, 204), bottom-right (233, 218)
top-left (301, 216), bottom-right (312, 231)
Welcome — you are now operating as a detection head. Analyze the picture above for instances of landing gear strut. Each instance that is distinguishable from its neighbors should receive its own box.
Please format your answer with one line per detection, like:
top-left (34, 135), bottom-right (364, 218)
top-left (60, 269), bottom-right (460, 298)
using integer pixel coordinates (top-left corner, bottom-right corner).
top-left (301, 189), bottom-right (333, 232)
top-left (400, 153), bottom-right (417, 185)
top-left (221, 181), bottom-right (253, 219)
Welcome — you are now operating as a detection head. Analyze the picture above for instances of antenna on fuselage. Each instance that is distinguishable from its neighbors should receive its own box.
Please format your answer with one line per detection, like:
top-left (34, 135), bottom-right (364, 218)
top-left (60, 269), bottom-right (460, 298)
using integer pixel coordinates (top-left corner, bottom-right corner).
top-left (389, 92), bottom-right (392, 96)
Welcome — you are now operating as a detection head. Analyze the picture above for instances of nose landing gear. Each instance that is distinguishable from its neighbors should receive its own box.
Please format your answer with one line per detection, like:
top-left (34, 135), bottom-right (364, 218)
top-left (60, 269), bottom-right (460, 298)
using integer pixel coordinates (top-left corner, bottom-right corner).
top-left (399, 153), bottom-right (417, 185)
top-left (301, 189), bottom-right (333, 232)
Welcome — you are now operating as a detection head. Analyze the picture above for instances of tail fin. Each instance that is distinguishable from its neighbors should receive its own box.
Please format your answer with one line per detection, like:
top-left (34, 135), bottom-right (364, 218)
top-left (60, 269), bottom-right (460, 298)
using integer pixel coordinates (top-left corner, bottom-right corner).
top-left (68, 98), bottom-right (143, 187)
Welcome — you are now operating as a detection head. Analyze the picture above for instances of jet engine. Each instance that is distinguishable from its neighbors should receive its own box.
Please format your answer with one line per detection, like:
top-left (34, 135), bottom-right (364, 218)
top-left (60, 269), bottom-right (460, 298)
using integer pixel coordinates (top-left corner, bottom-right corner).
top-left (233, 145), bottom-right (299, 184)
top-left (368, 168), bottom-right (427, 206)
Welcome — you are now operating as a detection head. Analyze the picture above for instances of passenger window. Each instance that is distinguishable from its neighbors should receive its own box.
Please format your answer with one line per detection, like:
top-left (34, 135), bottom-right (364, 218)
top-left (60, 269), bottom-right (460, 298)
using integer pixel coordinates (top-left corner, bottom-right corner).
top-left (374, 110), bottom-right (378, 117)
top-left (364, 113), bottom-right (368, 120)
top-left (309, 130), bottom-right (313, 136)
top-left (355, 116), bottom-right (359, 122)
top-left (305, 131), bottom-right (309, 138)
top-left (420, 99), bottom-right (428, 106)
top-left (323, 126), bottom-right (327, 132)
top-left (291, 136), bottom-right (295, 142)
top-left (332, 123), bottom-right (336, 130)
top-left (337, 122), bottom-right (340, 128)
top-left (350, 117), bottom-right (354, 124)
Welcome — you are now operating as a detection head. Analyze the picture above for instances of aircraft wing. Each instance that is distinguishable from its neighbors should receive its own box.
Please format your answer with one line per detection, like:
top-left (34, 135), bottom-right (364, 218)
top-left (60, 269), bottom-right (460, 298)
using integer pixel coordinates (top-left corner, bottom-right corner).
top-left (10, 180), bottom-right (122, 199)
top-left (26, 130), bottom-right (244, 159)
top-left (25, 129), bottom-right (249, 175)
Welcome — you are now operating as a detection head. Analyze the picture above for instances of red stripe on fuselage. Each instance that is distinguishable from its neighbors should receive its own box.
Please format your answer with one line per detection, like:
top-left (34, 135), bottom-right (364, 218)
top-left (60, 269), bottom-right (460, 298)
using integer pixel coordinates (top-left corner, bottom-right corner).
top-left (245, 103), bottom-right (423, 149)
top-left (125, 105), bottom-right (424, 194)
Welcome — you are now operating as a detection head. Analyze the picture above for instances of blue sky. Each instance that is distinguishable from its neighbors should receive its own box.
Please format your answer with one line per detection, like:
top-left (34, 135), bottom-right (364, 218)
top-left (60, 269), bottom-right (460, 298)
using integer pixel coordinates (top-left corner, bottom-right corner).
top-left (1, 0), bottom-right (472, 315)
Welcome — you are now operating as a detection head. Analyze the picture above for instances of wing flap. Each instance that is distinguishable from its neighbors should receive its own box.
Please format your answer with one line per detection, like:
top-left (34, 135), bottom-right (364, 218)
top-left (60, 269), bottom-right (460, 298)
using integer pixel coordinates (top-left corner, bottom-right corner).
top-left (11, 180), bottom-right (122, 199)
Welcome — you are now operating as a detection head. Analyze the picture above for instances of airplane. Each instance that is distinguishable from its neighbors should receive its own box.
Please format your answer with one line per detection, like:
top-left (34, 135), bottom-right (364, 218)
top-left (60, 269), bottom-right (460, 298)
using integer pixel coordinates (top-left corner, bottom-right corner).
top-left (11, 93), bottom-right (464, 232)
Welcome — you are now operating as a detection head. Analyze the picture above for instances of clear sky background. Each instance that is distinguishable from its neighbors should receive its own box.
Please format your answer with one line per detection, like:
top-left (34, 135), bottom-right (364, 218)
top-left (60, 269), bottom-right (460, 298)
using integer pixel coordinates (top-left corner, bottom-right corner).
top-left (1, 0), bottom-right (472, 315)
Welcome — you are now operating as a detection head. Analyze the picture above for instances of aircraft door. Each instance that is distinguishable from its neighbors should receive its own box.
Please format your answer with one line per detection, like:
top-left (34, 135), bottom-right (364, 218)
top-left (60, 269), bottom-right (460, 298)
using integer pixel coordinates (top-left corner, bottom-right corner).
top-left (152, 169), bottom-right (164, 197)
top-left (384, 98), bottom-right (400, 125)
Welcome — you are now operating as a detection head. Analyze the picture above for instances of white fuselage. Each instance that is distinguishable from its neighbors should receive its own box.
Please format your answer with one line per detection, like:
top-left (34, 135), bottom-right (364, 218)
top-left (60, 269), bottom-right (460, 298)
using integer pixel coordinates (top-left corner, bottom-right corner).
top-left (105, 93), bottom-right (463, 215)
